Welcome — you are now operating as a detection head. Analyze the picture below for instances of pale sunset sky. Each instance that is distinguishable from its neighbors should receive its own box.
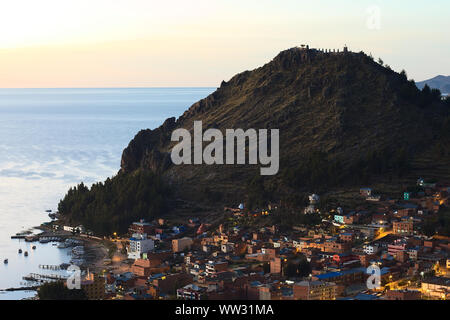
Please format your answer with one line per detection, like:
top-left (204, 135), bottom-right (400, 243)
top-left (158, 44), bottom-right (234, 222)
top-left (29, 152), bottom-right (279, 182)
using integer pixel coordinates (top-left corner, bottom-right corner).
top-left (0, 0), bottom-right (448, 88)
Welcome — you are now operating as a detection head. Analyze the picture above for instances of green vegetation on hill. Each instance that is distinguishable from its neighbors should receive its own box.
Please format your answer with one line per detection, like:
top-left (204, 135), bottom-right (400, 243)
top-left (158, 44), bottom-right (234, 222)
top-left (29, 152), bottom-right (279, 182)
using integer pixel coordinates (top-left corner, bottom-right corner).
top-left (59, 47), bottom-right (450, 226)
top-left (38, 281), bottom-right (87, 300)
top-left (285, 255), bottom-right (312, 278)
top-left (58, 170), bottom-right (169, 235)
top-left (120, 48), bottom-right (449, 204)
top-left (421, 207), bottom-right (450, 237)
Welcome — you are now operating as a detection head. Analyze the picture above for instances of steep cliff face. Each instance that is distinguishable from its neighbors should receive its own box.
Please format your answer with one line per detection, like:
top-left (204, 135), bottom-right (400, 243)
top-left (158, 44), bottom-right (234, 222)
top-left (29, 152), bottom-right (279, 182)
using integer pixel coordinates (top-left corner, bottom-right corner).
top-left (119, 47), bottom-right (447, 202)
top-left (121, 117), bottom-right (176, 173)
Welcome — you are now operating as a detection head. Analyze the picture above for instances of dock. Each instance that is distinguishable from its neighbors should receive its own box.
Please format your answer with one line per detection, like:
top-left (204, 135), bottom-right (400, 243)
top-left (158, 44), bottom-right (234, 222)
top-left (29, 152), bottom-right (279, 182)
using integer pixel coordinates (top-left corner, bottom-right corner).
top-left (23, 273), bottom-right (68, 283)
top-left (38, 264), bottom-right (65, 271)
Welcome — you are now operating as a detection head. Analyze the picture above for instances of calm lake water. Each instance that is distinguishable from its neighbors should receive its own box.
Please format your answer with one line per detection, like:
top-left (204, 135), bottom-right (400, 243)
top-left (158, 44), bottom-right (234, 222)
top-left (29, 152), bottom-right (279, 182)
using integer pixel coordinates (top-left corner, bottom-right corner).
top-left (0, 87), bottom-right (214, 299)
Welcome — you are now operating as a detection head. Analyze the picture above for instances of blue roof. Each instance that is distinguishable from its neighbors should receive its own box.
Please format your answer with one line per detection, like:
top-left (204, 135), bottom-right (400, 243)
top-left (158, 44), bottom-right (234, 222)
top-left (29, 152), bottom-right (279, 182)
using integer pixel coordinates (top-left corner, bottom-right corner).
top-left (149, 273), bottom-right (165, 280)
top-left (380, 267), bottom-right (390, 275)
top-left (399, 203), bottom-right (418, 209)
top-left (281, 287), bottom-right (293, 296)
top-left (315, 267), bottom-right (366, 280)
top-left (250, 281), bottom-right (262, 287)
top-left (352, 293), bottom-right (379, 300)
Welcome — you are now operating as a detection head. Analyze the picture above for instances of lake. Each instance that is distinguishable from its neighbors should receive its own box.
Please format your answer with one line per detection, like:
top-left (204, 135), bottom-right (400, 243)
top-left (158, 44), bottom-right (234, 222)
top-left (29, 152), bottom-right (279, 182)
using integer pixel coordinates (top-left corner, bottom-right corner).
top-left (0, 87), bottom-right (214, 299)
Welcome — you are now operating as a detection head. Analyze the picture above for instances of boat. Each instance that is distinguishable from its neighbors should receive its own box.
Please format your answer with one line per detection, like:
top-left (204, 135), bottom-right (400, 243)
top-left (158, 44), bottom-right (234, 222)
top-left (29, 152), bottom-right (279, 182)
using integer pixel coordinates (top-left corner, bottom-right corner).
top-left (24, 251), bottom-right (28, 257)
top-left (59, 263), bottom-right (70, 270)
top-left (45, 209), bottom-right (52, 213)
top-left (57, 242), bottom-right (69, 249)
top-left (3, 259), bottom-right (8, 264)
top-left (32, 246), bottom-right (36, 250)
top-left (70, 258), bottom-right (84, 266)
top-left (72, 246), bottom-right (85, 256)
top-left (18, 249), bottom-right (22, 254)
top-left (25, 235), bottom-right (38, 242)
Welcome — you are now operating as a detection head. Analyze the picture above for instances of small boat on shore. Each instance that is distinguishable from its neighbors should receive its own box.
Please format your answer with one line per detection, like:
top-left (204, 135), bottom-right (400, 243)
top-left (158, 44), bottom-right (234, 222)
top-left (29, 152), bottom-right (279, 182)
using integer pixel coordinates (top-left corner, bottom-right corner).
top-left (59, 263), bottom-right (70, 270)
top-left (25, 235), bottom-right (38, 242)
top-left (72, 246), bottom-right (85, 256)
top-left (18, 249), bottom-right (22, 254)
top-left (24, 251), bottom-right (28, 257)
top-left (3, 259), bottom-right (8, 264)
top-left (57, 242), bottom-right (68, 249)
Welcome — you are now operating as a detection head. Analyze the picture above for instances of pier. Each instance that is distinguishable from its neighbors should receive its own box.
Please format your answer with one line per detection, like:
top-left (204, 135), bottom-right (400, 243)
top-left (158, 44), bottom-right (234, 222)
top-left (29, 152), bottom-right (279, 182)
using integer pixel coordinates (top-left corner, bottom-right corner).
top-left (0, 286), bottom-right (39, 292)
top-left (39, 264), bottom-right (64, 271)
top-left (23, 273), bottom-right (68, 283)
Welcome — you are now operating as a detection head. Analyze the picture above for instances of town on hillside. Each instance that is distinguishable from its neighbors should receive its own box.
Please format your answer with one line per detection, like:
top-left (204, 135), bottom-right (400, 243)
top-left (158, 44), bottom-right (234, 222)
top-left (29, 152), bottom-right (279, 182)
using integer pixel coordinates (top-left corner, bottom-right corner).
top-left (40, 178), bottom-right (450, 301)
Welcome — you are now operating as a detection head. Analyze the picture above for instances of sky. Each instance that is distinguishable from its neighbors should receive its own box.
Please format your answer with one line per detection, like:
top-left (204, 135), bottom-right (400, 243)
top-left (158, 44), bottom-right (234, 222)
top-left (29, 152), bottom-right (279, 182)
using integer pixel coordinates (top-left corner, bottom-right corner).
top-left (0, 0), bottom-right (448, 88)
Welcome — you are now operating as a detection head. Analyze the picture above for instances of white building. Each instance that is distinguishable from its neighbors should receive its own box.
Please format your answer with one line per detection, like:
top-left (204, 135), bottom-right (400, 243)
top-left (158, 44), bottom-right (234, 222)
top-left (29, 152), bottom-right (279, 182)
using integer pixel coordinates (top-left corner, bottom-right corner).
top-left (63, 225), bottom-right (85, 233)
top-left (363, 244), bottom-right (379, 255)
top-left (309, 194), bottom-right (320, 204)
top-left (127, 233), bottom-right (154, 260)
top-left (304, 194), bottom-right (320, 214)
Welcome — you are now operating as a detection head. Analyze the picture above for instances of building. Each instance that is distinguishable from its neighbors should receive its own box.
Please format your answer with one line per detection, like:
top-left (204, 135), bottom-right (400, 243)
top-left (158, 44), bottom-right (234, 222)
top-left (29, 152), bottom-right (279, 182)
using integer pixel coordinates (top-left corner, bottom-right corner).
top-left (421, 277), bottom-right (450, 300)
top-left (128, 220), bottom-right (153, 235)
top-left (363, 244), bottom-right (379, 255)
top-left (334, 215), bottom-right (345, 224)
top-left (63, 225), bottom-right (85, 233)
top-left (205, 260), bottom-right (228, 276)
top-left (270, 257), bottom-right (282, 274)
top-left (293, 280), bottom-right (336, 300)
top-left (323, 240), bottom-right (351, 254)
top-left (127, 233), bottom-right (154, 259)
top-left (343, 213), bottom-right (359, 225)
top-left (131, 258), bottom-right (169, 277)
top-left (172, 237), bottom-right (193, 253)
top-left (148, 273), bottom-right (193, 297)
top-left (360, 188), bottom-right (372, 197)
top-left (312, 268), bottom-right (365, 286)
top-left (388, 240), bottom-right (407, 257)
top-left (385, 289), bottom-right (421, 300)
top-left (393, 220), bottom-right (414, 235)
top-left (177, 284), bottom-right (206, 300)
top-left (333, 253), bottom-right (360, 265)
top-left (340, 233), bottom-right (354, 243)
top-left (81, 272), bottom-right (106, 300)
top-left (221, 242), bottom-right (234, 254)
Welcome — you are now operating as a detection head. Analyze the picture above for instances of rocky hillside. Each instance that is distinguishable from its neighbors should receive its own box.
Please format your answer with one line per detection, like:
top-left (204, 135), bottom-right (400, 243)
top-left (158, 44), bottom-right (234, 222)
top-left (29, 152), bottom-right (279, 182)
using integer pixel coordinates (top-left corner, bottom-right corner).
top-left (59, 47), bottom-right (450, 234)
top-left (416, 75), bottom-right (450, 94)
top-left (120, 47), bottom-right (448, 204)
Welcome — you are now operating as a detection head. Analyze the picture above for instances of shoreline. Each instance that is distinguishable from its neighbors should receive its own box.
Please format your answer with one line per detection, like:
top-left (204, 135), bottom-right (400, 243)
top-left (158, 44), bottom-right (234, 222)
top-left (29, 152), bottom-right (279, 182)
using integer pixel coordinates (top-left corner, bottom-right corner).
top-left (34, 223), bottom-right (131, 275)
top-left (4, 219), bottom-right (130, 299)
top-left (31, 223), bottom-right (110, 273)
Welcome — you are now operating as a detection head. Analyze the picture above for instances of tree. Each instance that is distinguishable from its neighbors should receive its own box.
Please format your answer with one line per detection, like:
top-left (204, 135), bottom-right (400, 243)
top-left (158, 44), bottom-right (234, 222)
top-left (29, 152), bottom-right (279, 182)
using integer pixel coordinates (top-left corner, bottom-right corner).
top-left (58, 170), bottom-right (169, 235)
top-left (400, 69), bottom-right (407, 80)
top-left (298, 259), bottom-right (312, 277)
top-left (38, 281), bottom-right (87, 300)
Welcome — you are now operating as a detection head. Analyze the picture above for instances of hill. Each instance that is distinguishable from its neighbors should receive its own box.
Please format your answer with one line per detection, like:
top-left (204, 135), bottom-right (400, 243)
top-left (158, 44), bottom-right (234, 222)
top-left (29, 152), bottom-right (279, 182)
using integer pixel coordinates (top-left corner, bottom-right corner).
top-left (416, 75), bottom-right (450, 94)
top-left (58, 47), bottom-right (450, 235)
